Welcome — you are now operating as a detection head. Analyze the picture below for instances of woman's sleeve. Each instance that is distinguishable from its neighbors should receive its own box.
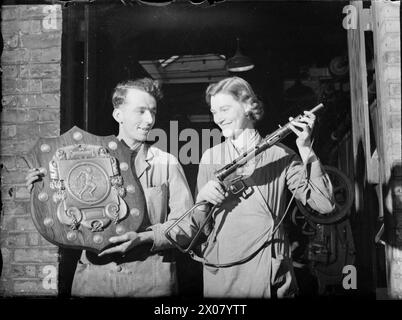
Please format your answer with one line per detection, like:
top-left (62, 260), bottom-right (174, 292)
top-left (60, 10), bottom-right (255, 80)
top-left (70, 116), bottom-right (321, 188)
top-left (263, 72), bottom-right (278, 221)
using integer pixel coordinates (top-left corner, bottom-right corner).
top-left (286, 152), bottom-right (335, 214)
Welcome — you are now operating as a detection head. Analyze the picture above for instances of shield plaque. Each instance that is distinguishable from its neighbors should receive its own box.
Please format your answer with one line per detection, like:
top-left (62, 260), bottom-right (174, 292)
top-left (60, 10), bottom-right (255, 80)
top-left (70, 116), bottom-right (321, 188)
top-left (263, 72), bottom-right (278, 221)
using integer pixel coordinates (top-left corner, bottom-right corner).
top-left (29, 126), bottom-right (146, 253)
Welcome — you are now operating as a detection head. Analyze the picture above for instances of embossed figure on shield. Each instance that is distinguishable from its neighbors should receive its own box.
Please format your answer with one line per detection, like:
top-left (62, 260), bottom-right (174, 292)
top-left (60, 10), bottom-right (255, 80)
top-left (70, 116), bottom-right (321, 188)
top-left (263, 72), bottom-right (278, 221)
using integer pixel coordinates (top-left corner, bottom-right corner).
top-left (76, 167), bottom-right (97, 200)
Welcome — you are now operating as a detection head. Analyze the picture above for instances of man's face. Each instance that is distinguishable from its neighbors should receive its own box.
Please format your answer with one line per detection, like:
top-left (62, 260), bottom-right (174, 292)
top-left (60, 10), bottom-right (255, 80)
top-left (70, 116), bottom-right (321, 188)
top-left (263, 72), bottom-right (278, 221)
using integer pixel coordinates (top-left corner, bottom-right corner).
top-left (210, 93), bottom-right (252, 139)
top-left (114, 88), bottom-right (157, 144)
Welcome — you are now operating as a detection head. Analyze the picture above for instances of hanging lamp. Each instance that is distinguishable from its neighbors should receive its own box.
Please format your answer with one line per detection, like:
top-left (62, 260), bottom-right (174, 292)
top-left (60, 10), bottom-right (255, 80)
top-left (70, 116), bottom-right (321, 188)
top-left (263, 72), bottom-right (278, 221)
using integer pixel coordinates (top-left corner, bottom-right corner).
top-left (226, 38), bottom-right (254, 72)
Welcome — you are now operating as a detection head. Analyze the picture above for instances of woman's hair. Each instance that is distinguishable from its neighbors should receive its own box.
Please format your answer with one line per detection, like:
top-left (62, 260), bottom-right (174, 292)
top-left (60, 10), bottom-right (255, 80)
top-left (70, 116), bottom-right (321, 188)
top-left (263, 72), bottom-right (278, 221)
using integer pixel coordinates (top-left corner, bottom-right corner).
top-left (205, 76), bottom-right (264, 122)
top-left (112, 78), bottom-right (163, 108)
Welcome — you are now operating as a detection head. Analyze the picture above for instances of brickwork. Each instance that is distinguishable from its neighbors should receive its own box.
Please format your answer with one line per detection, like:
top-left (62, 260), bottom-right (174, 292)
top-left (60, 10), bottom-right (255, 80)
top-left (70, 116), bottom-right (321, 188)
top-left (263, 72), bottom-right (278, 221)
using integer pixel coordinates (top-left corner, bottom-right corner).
top-left (374, 1), bottom-right (401, 177)
top-left (1, 4), bottom-right (62, 296)
top-left (372, 0), bottom-right (402, 300)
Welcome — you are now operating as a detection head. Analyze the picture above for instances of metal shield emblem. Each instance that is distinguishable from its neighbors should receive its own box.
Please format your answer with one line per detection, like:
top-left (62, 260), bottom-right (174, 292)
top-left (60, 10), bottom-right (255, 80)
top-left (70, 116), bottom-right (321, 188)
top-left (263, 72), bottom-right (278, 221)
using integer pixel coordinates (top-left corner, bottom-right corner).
top-left (29, 126), bottom-right (146, 253)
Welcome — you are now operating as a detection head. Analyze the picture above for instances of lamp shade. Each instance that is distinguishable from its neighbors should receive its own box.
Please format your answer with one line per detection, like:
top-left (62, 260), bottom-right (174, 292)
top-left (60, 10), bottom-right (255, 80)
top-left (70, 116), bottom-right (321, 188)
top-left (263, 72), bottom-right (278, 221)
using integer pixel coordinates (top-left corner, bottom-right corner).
top-left (226, 38), bottom-right (254, 72)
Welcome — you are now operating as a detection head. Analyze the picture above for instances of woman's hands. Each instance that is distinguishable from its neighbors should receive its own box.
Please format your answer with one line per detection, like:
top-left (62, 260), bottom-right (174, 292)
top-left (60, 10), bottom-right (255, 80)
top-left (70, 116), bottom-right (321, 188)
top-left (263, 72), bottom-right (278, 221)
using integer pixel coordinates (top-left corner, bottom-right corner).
top-left (289, 110), bottom-right (317, 163)
top-left (196, 180), bottom-right (227, 206)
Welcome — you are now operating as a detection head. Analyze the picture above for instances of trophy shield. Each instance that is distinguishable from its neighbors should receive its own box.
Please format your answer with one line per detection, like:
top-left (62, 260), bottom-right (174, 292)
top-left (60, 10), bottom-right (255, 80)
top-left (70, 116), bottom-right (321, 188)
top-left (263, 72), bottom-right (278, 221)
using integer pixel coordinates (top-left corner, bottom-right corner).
top-left (29, 126), bottom-right (146, 253)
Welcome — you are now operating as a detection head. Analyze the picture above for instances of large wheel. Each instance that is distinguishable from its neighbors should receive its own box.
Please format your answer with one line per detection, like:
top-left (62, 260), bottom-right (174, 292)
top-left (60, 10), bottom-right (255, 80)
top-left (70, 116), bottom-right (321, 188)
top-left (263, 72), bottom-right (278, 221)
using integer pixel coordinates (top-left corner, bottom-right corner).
top-left (296, 165), bottom-right (354, 224)
top-left (291, 206), bottom-right (318, 236)
top-left (329, 55), bottom-right (349, 76)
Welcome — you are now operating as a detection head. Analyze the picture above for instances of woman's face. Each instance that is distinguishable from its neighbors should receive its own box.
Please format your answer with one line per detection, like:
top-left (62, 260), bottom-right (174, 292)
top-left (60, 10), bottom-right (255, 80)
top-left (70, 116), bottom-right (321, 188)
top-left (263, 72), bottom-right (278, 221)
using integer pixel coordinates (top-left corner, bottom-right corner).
top-left (210, 93), bottom-right (253, 139)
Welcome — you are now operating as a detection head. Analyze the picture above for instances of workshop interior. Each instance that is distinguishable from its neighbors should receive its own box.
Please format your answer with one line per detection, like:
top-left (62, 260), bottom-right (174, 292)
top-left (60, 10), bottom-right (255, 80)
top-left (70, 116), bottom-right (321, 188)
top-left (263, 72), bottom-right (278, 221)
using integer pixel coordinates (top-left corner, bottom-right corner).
top-left (1, 0), bottom-right (401, 299)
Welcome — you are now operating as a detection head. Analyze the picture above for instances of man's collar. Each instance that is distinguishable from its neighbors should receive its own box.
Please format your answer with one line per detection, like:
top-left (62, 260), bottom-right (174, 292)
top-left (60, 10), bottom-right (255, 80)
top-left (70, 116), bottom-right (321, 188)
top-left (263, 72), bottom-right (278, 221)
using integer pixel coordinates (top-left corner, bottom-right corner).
top-left (117, 138), bottom-right (154, 178)
top-left (119, 138), bottom-right (142, 153)
top-left (137, 142), bottom-right (155, 162)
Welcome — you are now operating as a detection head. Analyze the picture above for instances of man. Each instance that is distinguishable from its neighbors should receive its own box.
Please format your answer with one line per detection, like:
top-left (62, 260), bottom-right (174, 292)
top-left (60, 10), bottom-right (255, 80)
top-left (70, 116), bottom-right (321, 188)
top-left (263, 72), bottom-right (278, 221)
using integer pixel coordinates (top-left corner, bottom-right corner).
top-left (26, 78), bottom-right (194, 297)
top-left (193, 76), bottom-right (335, 298)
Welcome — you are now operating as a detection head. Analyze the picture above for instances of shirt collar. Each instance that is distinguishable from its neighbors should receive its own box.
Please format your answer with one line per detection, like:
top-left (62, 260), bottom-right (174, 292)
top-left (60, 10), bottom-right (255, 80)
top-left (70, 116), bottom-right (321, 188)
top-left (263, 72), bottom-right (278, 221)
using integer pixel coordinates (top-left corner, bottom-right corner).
top-left (117, 138), bottom-right (154, 178)
top-left (229, 129), bottom-right (261, 153)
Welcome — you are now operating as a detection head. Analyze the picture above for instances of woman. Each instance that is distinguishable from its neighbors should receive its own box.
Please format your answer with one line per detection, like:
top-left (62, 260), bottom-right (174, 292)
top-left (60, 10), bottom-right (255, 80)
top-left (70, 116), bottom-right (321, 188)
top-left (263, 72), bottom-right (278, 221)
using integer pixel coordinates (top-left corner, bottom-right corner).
top-left (195, 76), bottom-right (334, 298)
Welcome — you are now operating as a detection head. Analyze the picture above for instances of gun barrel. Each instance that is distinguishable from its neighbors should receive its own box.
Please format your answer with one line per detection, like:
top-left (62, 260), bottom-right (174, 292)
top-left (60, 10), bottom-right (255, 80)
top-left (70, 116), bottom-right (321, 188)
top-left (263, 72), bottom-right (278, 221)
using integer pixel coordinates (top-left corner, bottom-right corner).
top-left (214, 103), bottom-right (324, 182)
top-left (310, 103), bottom-right (324, 114)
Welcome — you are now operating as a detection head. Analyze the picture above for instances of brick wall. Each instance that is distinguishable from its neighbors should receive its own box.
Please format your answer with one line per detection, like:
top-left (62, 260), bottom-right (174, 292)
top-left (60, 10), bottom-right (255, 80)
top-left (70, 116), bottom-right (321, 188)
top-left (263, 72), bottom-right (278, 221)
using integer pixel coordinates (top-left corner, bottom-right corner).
top-left (372, 0), bottom-right (402, 299)
top-left (375, 2), bottom-right (401, 173)
top-left (1, 4), bottom-right (62, 296)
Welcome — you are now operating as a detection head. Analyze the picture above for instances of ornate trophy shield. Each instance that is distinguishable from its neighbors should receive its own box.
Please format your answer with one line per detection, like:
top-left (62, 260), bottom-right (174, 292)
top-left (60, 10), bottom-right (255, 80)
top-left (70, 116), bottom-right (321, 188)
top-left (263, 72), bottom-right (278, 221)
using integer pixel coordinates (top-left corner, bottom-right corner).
top-left (29, 126), bottom-right (146, 253)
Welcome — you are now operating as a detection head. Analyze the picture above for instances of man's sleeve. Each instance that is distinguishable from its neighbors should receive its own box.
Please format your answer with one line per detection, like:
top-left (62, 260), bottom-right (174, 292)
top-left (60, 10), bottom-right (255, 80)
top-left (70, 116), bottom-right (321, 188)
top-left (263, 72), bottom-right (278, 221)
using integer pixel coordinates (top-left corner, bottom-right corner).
top-left (149, 155), bottom-right (196, 251)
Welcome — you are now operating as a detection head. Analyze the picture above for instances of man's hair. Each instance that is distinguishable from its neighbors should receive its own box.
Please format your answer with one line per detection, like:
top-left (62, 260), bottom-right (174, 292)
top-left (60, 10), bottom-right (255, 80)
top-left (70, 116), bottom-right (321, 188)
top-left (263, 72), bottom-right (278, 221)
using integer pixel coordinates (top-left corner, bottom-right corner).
top-left (205, 76), bottom-right (264, 122)
top-left (112, 78), bottom-right (163, 108)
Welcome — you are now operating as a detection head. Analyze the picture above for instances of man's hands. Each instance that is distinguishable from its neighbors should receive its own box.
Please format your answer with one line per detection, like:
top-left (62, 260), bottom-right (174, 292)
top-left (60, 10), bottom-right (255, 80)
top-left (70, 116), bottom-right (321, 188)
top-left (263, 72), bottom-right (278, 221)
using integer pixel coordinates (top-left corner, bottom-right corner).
top-left (98, 231), bottom-right (153, 257)
top-left (25, 168), bottom-right (46, 192)
top-left (289, 110), bottom-right (317, 163)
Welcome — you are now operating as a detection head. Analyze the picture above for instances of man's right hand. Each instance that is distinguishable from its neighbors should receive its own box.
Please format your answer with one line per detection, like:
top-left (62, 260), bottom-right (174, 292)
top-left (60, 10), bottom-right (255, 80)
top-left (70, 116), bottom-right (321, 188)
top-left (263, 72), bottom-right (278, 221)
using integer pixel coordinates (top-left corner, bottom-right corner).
top-left (25, 168), bottom-right (46, 192)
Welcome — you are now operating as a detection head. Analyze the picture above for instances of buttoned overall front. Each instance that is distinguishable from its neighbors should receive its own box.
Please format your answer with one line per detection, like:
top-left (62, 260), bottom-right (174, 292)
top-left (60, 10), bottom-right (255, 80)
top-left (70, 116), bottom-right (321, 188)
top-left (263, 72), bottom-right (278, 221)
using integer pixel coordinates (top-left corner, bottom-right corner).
top-left (196, 132), bottom-right (334, 298)
top-left (71, 139), bottom-right (194, 297)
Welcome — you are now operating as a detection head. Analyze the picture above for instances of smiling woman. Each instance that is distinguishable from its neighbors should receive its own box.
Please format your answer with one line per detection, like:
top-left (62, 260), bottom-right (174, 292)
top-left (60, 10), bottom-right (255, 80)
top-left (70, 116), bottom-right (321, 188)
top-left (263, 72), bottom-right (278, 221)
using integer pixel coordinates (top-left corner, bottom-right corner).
top-left (188, 76), bottom-right (335, 298)
top-left (207, 77), bottom-right (264, 139)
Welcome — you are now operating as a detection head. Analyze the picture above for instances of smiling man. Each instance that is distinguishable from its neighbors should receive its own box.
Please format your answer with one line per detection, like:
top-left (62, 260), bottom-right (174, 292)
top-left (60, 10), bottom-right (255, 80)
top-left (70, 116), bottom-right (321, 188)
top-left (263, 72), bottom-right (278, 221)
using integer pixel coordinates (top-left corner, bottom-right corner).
top-left (26, 78), bottom-right (195, 297)
top-left (112, 83), bottom-right (157, 148)
top-left (194, 76), bottom-right (335, 298)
